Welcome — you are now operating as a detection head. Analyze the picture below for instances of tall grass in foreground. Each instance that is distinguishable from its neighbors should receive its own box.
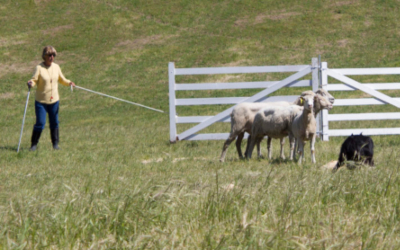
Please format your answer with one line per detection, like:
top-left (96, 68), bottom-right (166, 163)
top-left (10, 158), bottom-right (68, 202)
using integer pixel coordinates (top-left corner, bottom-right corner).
top-left (2, 132), bottom-right (400, 249)
top-left (2, 0), bottom-right (400, 248)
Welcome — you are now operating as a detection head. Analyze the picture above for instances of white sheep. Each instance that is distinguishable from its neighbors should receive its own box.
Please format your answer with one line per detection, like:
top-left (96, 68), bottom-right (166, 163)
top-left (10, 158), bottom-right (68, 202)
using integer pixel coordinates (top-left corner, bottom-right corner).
top-left (315, 88), bottom-right (335, 106)
top-left (254, 93), bottom-right (333, 160)
top-left (219, 89), bottom-right (334, 162)
top-left (247, 104), bottom-right (303, 160)
top-left (247, 94), bottom-right (319, 164)
top-left (288, 95), bottom-right (317, 163)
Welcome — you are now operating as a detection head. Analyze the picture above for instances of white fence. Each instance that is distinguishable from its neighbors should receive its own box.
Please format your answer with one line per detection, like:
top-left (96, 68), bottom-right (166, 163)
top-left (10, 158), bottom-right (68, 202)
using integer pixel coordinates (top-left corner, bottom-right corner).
top-left (169, 59), bottom-right (400, 142)
top-left (320, 62), bottom-right (400, 140)
top-left (169, 58), bottom-right (320, 143)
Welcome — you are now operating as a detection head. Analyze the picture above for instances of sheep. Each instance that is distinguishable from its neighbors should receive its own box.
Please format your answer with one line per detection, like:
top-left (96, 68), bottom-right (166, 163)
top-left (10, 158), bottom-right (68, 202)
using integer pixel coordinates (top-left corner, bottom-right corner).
top-left (246, 104), bottom-right (304, 160)
top-left (219, 92), bottom-right (309, 162)
top-left (289, 93), bottom-right (333, 160)
top-left (220, 102), bottom-right (287, 162)
top-left (246, 94), bottom-right (317, 164)
top-left (251, 93), bottom-right (333, 160)
top-left (333, 133), bottom-right (374, 171)
top-left (251, 89), bottom-right (335, 160)
top-left (288, 95), bottom-right (318, 164)
top-left (219, 89), bottom-right (334, 162)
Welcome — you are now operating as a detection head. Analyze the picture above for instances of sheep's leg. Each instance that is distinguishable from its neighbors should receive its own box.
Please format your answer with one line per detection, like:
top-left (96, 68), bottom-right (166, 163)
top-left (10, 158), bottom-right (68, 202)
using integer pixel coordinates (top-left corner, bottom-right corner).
top-left (310, 135), bottom-right (316, 164)
top-left (280, 137), bottom-right (286, 159)
top-left (289, 135), bottom-right (295, 160)
top-left (235, 132), bottom-right (245, 159)
top-left (247, 134), bottom-right (258, 159)
top-left (301, 142), bottom-right (306, 163)
top-left (256, 137), bottom-right (263, 158)
top-left (297, 140), bottom-right (304, 164)
top-left (267, 137), bottom-right (272, 159)
top-left (293, 139), bottom-right (298, 160)
top-left (244, 134), bottom-right (251, 158)
top-left (219, 133), bottom-right (237, 162)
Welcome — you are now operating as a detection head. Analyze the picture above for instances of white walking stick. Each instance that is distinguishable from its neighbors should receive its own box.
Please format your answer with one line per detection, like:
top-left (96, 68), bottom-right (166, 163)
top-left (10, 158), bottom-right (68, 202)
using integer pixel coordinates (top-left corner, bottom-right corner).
top-left (17, 87), bottom-right (31, 152)
top-left (73, 85), bottom-right (164, 113)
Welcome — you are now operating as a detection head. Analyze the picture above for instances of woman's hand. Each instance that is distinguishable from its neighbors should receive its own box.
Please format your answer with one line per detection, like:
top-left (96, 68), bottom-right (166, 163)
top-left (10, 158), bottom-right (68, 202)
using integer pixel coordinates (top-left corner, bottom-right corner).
top-left (69, 81), bottom-right (76, 87)
top-left (27, 81), bottom-right (32, 88)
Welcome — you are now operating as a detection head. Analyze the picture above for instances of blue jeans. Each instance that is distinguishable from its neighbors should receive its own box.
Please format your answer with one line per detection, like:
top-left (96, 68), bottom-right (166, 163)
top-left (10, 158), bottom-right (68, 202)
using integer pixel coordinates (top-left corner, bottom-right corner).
top-left (33, 101), bottom-right (59, 131)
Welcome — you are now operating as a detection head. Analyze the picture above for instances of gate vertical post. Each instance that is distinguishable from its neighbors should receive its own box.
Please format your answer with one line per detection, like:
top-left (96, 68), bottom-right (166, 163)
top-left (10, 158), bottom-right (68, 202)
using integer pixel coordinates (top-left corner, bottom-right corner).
top-left (311, 58), bottom-right (320, 137)
top-left (169, 62), bottom-right (178, 143)
top-left (320, 62), bottom-right (330, 141)
top-left (318, 55), bottom-right (323, 137)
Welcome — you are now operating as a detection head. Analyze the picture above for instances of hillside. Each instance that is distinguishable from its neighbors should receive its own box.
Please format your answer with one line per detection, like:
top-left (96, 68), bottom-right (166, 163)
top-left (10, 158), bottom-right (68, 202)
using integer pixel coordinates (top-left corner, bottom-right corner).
top-left (2, 0), bottom-right (400, 248)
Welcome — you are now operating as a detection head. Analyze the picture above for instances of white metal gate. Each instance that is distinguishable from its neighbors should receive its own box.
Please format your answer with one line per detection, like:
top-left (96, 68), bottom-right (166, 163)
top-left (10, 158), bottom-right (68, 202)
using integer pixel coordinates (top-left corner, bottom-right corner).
top-left (169, 58), bottom-right (320, 143)
top-left (320, 62), bottom-right (400, 140)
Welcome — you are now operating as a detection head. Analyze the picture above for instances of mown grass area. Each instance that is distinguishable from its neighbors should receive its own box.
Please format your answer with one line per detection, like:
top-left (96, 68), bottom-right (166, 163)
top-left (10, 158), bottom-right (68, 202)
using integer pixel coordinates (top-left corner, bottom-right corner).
top-left (2, 0), bottom-right (400, 248)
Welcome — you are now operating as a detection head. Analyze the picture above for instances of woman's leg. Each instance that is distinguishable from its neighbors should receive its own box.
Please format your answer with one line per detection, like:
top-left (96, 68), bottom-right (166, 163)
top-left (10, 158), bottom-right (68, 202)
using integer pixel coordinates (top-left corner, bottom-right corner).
top-left (47, 101), bottom-right (60, 149)
top-left (47, 101), bottom-right (59, 129)
top-left (30, 101), bottom-right (46, 151)
top-left (34, 101), bottom-right (47, 131)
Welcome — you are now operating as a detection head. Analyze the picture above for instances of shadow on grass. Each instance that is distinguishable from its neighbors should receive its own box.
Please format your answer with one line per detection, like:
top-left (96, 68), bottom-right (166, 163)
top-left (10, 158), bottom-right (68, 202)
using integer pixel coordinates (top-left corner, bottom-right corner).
top-left (223, 156), bottom-right (299, 165)
top-left (0, 146), bottom-right (18, 152)
top-left (221, 157), bottom-right (249, 163)
top-left (269, 158), bottom-right (296, 165)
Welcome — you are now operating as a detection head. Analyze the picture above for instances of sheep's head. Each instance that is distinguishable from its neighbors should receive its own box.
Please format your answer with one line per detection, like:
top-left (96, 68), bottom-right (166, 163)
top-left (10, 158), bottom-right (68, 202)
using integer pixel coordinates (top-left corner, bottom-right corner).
top-left (314, 94), bottom-right (333, 111)
top-left (294, 91), bottom-right (315, 106)
top-left (315, 88), bottom-right (335, 105)
top-left (300, 94), bottom-right (314, 112)
top-left (301, 90), bottom-right (314, 97)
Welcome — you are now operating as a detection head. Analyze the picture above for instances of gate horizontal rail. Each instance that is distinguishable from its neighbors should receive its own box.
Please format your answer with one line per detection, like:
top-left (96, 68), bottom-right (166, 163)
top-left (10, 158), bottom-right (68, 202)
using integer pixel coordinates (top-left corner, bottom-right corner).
top-left (321, 62), bottom-right (400, 140)
top-left (170, 59), bottom-right (400, 142)
top-left (169, 58), bottom-right (320, 142)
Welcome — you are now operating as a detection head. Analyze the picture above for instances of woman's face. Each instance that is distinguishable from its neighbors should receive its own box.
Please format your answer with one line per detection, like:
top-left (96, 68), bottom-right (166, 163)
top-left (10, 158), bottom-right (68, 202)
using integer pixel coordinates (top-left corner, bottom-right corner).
top-left (44, 53), bottom-right (55, 66)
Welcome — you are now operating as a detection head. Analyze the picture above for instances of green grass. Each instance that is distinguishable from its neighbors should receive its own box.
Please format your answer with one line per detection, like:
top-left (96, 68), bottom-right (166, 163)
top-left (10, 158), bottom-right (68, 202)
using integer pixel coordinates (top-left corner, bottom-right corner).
top-left (2, 0), bottom-right (400, 248)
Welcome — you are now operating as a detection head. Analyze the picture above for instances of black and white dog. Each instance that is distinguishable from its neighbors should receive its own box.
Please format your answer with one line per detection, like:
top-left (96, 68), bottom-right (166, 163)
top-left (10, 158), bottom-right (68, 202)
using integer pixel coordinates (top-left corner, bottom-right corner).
top-left (333, 133), bottom-right (374, 171)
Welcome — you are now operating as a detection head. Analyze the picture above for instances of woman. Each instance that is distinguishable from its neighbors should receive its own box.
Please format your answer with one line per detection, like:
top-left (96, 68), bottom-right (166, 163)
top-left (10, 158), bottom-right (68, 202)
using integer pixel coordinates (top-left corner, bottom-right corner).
top-left (27, 46), bottom-right (75, 151)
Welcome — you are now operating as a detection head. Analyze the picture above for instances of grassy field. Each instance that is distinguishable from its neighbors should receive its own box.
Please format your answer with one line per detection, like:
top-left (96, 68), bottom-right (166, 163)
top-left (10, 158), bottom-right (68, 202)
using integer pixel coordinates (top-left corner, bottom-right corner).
top-left (2, 0), bottom-right (400, 248)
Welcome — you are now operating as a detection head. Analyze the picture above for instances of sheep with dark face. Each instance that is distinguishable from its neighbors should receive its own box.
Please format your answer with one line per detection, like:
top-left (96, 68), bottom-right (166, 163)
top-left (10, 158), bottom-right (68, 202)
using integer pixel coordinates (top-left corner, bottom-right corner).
top-left (333, 133), bottom-right (374, 171)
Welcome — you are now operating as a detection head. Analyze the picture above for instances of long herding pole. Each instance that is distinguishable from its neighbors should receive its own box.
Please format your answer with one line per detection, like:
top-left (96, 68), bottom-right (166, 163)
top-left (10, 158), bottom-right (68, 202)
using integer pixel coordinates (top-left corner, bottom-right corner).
top-left (73, 85), bottom-right (164, 113)
top-left (17, 87), bottom-right (31, 152)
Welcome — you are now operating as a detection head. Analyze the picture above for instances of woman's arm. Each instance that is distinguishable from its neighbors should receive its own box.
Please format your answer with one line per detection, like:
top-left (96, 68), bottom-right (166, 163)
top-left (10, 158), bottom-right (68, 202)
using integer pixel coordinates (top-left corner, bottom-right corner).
top-left (27, 65), bottom-right (40, 87)
top-left (55, 64), bottom-right (75, 87)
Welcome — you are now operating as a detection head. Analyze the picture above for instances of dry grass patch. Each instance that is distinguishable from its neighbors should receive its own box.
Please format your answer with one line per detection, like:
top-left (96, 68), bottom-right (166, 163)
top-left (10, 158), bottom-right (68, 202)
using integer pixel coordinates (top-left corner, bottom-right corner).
top-left (117, 35), bottom-right (167, 48)
top-left (0, 62), bottom-right (37, 78)
top-left (0, 92), bottom-right (14, 100)
top-left (234, 18), bottom-right (248, 27)
top-left (337, 39), bottom-right (350, 48)
top-left (222, 59), bottom-right (252, 67)
top-left (108, 34), bottom-right (178, 56)
top-left (0, 36), bottom-right (26, 47)
top-left (33, 0), bottom-right (52, 5)
top-left (331, 0), bottom-right (360, 7)
top-left (234, 11), bottom-right (301, 26)
top-left (364, 19), bottom-right (373, 27)
top-left (214, 75), bottom-right (242, 83)
top-left (141, 157), bottom-right (208, 164)
top-left (113, 16), bottom-right (140, 29)
top-left (258, 11), bottom-right (301, 22)
top-left (42, 24), bottom-right (74, 36)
